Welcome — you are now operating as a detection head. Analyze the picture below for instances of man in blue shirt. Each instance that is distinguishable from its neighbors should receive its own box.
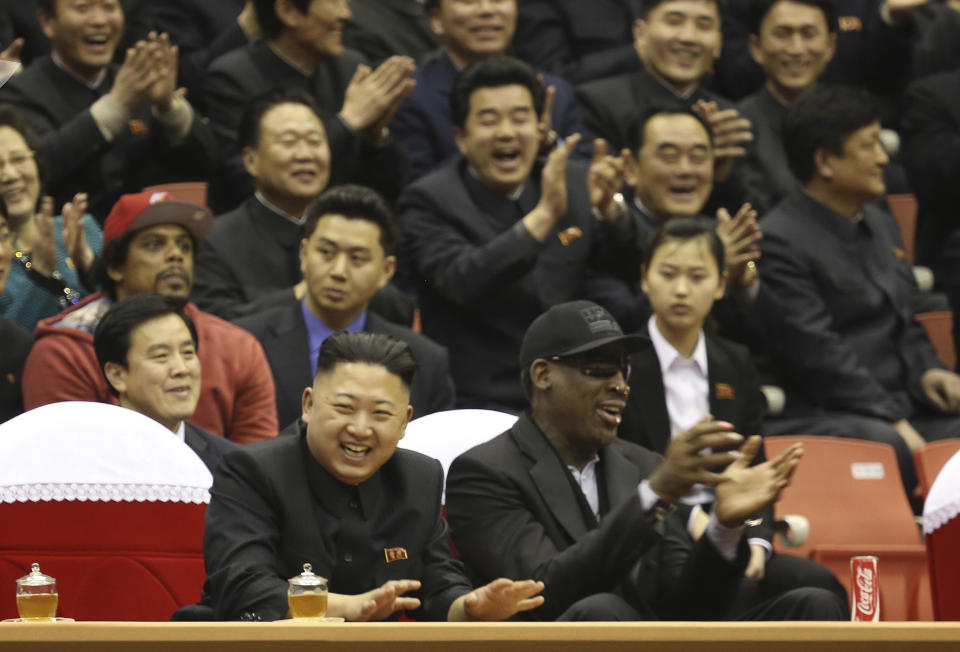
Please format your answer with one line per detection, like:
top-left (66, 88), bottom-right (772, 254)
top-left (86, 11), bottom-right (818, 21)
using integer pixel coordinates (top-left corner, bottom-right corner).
top-left (235, 184), bottom-right (455, 428)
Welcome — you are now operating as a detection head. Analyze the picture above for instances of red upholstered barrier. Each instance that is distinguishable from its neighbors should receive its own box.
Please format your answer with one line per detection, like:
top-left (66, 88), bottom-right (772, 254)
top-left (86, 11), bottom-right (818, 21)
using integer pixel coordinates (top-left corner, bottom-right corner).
top-left (0, 500), bottom-right (206, 621)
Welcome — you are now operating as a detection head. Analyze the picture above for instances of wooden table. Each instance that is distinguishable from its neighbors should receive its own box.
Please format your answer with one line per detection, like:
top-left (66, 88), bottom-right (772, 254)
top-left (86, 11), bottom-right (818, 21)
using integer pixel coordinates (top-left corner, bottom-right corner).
top-left (1, 621), bottom-right (959, 651)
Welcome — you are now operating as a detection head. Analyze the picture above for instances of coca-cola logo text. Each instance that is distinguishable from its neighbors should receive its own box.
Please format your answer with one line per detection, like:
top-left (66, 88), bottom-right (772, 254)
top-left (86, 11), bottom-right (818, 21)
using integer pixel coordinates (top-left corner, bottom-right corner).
top-left (856, 567), bottom-right (875, 615)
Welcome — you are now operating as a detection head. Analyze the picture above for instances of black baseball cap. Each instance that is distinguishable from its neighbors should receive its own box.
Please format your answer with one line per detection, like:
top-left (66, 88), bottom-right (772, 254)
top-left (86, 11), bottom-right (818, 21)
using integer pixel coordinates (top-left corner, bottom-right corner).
top-left (519, 301), bottom-right (649, 369)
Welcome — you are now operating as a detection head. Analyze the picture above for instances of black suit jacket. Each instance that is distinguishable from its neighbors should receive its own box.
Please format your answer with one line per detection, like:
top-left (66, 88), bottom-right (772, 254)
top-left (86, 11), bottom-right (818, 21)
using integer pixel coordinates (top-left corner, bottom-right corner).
top-left (192, 197), bottom-right (302, 321)
top-left (233, 300), bottom-right (456, 428)
top-left (343, 0), bottom-right (439, 66)
top-left (0, 56), bottom-right (218, 220)
top-left (576, 66), bottom-right (732, 154)
top-left (513, 0), bottom-right (641, 85)
top-left (201, 426), bottom-right (473, 621)
top-left (184, 422), bottom-right (239, 473)
top-left (901, 67), bottom-right (960, 269)
top-left (621, 331), bottom-right (765, 453)
top-left (0, 315), bottom-right (31, 424)
top-left (736, 86), bottom-right (797, 215)
top-left (204, 40), bottom-right (406, 212)
top-left (397, 158), bottom-right (640, 411)
top-left (446, 412), bottom-right (747, 621)
top-left (756, 192), bottom-right (943, 421)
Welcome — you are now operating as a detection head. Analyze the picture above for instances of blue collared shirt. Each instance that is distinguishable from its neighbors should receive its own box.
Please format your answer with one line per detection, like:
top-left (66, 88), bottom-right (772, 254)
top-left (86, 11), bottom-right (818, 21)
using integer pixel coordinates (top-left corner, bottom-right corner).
top-left (301, 299), bottom-right (367, 377)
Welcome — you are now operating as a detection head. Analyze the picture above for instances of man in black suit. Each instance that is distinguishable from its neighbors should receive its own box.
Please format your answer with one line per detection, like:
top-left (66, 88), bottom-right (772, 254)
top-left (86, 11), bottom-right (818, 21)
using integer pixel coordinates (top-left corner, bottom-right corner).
top-left (575, 0), bottom-right (753, 212)
top-left (398, 56), bottom-right (638, 412)
top-left (756, 84), bottom-right (960, 493)
top-left (235, 184), bottom-right (455, 429)
top-left (204, 0), bottom-right (413, 212)
top-left (513, 0), bottom-right (640, 85)
top-left (736, 0), bottom-right (837, 214)
top-left (0, 0), bottom-right (216, 221)
top-left (191, 89), bottom-right (330, 321)
top-left (0, 214), bottom-right (31, 424)
top-left (94, 294), bottom-right (238, 473)
top-left (200, 331), bottom-right (545, 621)
top-left (902, 65), bottom-right (960, 367)
top-left (446, 300), bottom-right (846, 621)
top-left (343, 0), bottom-right (439, 66)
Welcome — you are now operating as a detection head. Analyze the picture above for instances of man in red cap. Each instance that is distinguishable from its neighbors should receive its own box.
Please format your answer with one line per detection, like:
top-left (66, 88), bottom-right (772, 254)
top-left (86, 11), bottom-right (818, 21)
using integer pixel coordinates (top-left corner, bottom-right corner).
top-left (21, 191), bottom-right (278, 444)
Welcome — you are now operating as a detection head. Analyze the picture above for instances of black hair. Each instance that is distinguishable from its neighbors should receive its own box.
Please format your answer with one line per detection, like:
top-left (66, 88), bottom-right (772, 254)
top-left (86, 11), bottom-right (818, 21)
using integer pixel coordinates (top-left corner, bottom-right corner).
top-left (643, 216), bottom-right (726, 275)
top-left (629, 105), bottom-right (713, 155)
top-left (36, 0), bottom-right (55, 14)
top-left (450, 55), bottom-right (545, 129)
top-left (748, 0), bottom-right (837, 36)
top-left (94, 294), bottom-right (198, 396)
top-left (424, 0), bottom-right (440, 11)
top-left (640, 0), bottom-right (727, 23)
top-left (0, 104), bottom-right (48, 220)
top-left (303, 184), bottom-right (398, 256)
top-left (237, 87), bottom-right (323, 151)
top-left (253, 0), bottom-right (312, 39)
top-left (315, 331), bottom-right (418, 389)
top-left (783, 84), bottom-right (880, 183)
top-left (91, 229), bottom-right (198, 301)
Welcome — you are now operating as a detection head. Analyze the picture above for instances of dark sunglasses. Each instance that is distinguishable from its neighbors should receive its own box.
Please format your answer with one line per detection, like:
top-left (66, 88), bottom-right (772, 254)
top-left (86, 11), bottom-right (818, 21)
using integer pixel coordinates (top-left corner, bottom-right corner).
top-left (548, 355), bottom-right (632, 382)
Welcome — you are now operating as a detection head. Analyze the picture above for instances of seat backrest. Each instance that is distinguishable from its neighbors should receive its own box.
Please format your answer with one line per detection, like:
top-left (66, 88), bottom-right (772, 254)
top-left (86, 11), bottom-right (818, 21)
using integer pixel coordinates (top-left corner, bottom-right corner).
top-left (915, 440), bottom-right (960, 499)
top-left (887, 193), bottom-right (918, 265)
top-left (765, 436), bottom-right (921, 558)
top-left (398, 409), bottom-right (518, 501)
top-left (0, 403), bottom-right (213, 621)
top-left (142, 182), bottom-right (209, 208)
top-left (916, 311), bottom-right (956, 372)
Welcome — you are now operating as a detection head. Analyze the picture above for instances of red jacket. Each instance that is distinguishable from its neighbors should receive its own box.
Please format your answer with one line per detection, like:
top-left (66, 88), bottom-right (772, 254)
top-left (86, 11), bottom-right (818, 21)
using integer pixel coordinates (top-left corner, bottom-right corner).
top-left (23, 292), bottom-right (278, 444)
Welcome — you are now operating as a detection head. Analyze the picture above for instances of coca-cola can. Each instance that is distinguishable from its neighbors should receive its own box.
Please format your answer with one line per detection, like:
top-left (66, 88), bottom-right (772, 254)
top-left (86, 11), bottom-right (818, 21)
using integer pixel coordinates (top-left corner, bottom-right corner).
top-left (850, 555), bottom-right (880, 621)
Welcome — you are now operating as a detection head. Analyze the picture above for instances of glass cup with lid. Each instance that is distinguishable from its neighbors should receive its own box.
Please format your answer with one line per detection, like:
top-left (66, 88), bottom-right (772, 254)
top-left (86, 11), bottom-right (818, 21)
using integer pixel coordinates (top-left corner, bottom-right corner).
top-left (287, 563), bottom-right (328, 620)
top-left (16, 563), bottom-right (58, 621)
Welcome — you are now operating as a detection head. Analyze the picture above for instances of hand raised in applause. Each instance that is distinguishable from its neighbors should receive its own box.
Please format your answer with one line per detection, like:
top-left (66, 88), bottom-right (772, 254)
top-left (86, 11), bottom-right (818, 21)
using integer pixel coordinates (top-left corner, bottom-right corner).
top-left (587, 138), bottom-right (629, 222)
top-left (647, 416), bottom-right (745, 504)
top-left (340, 56), bottom-right (416, 143)
top-left (521, 133), bottom-right (583, 243)
top-left (713, 436), bottom-right (802, 528)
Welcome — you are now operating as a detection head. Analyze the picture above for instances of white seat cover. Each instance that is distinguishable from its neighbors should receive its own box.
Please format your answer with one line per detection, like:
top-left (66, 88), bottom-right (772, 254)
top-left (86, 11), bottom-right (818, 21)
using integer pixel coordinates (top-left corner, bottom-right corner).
top-left (399, 409), bottom-right (518, 501)
top-left (923, 448), bottom-right (960, 534)
top-left (0, 402), bottom-right (213, 504)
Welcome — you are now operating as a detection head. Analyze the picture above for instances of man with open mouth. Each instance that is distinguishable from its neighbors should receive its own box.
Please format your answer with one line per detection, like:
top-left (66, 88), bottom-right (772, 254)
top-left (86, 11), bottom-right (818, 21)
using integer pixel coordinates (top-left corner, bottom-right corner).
top-left (398, 55), bottom-right (638, 414)
top-left (446, 300), bottom-right (846, 621)
top-left (0, 0), bottom-right (217, 221)
top-left (196, 330), bottom-right (545, 622)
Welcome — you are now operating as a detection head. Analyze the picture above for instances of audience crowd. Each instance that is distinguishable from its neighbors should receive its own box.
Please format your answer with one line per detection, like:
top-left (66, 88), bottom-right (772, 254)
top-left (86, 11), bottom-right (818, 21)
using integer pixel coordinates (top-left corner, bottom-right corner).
top-left (2, 0), bottom-right (960, 624)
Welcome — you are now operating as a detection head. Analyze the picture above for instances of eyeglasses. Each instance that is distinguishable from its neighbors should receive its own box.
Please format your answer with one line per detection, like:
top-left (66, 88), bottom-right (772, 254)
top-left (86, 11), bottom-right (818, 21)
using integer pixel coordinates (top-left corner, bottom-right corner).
top-left (548, 355), bottom-right (632, 382)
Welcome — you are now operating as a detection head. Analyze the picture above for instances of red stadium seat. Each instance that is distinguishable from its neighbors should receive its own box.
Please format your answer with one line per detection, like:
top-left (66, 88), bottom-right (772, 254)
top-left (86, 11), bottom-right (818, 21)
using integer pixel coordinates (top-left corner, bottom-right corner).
top-left (916, 311), bottom-right (956, 372)
top-left (915, 440), bottom-right (960, 500)
top-left (887, 194), bottom-right (918, 265)
top-left (0, 402), bottom-right (212, 622)
top-left (766, 436), bottom-right (932, 620)
top-left (143, 182), bottom-right (209, 209)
